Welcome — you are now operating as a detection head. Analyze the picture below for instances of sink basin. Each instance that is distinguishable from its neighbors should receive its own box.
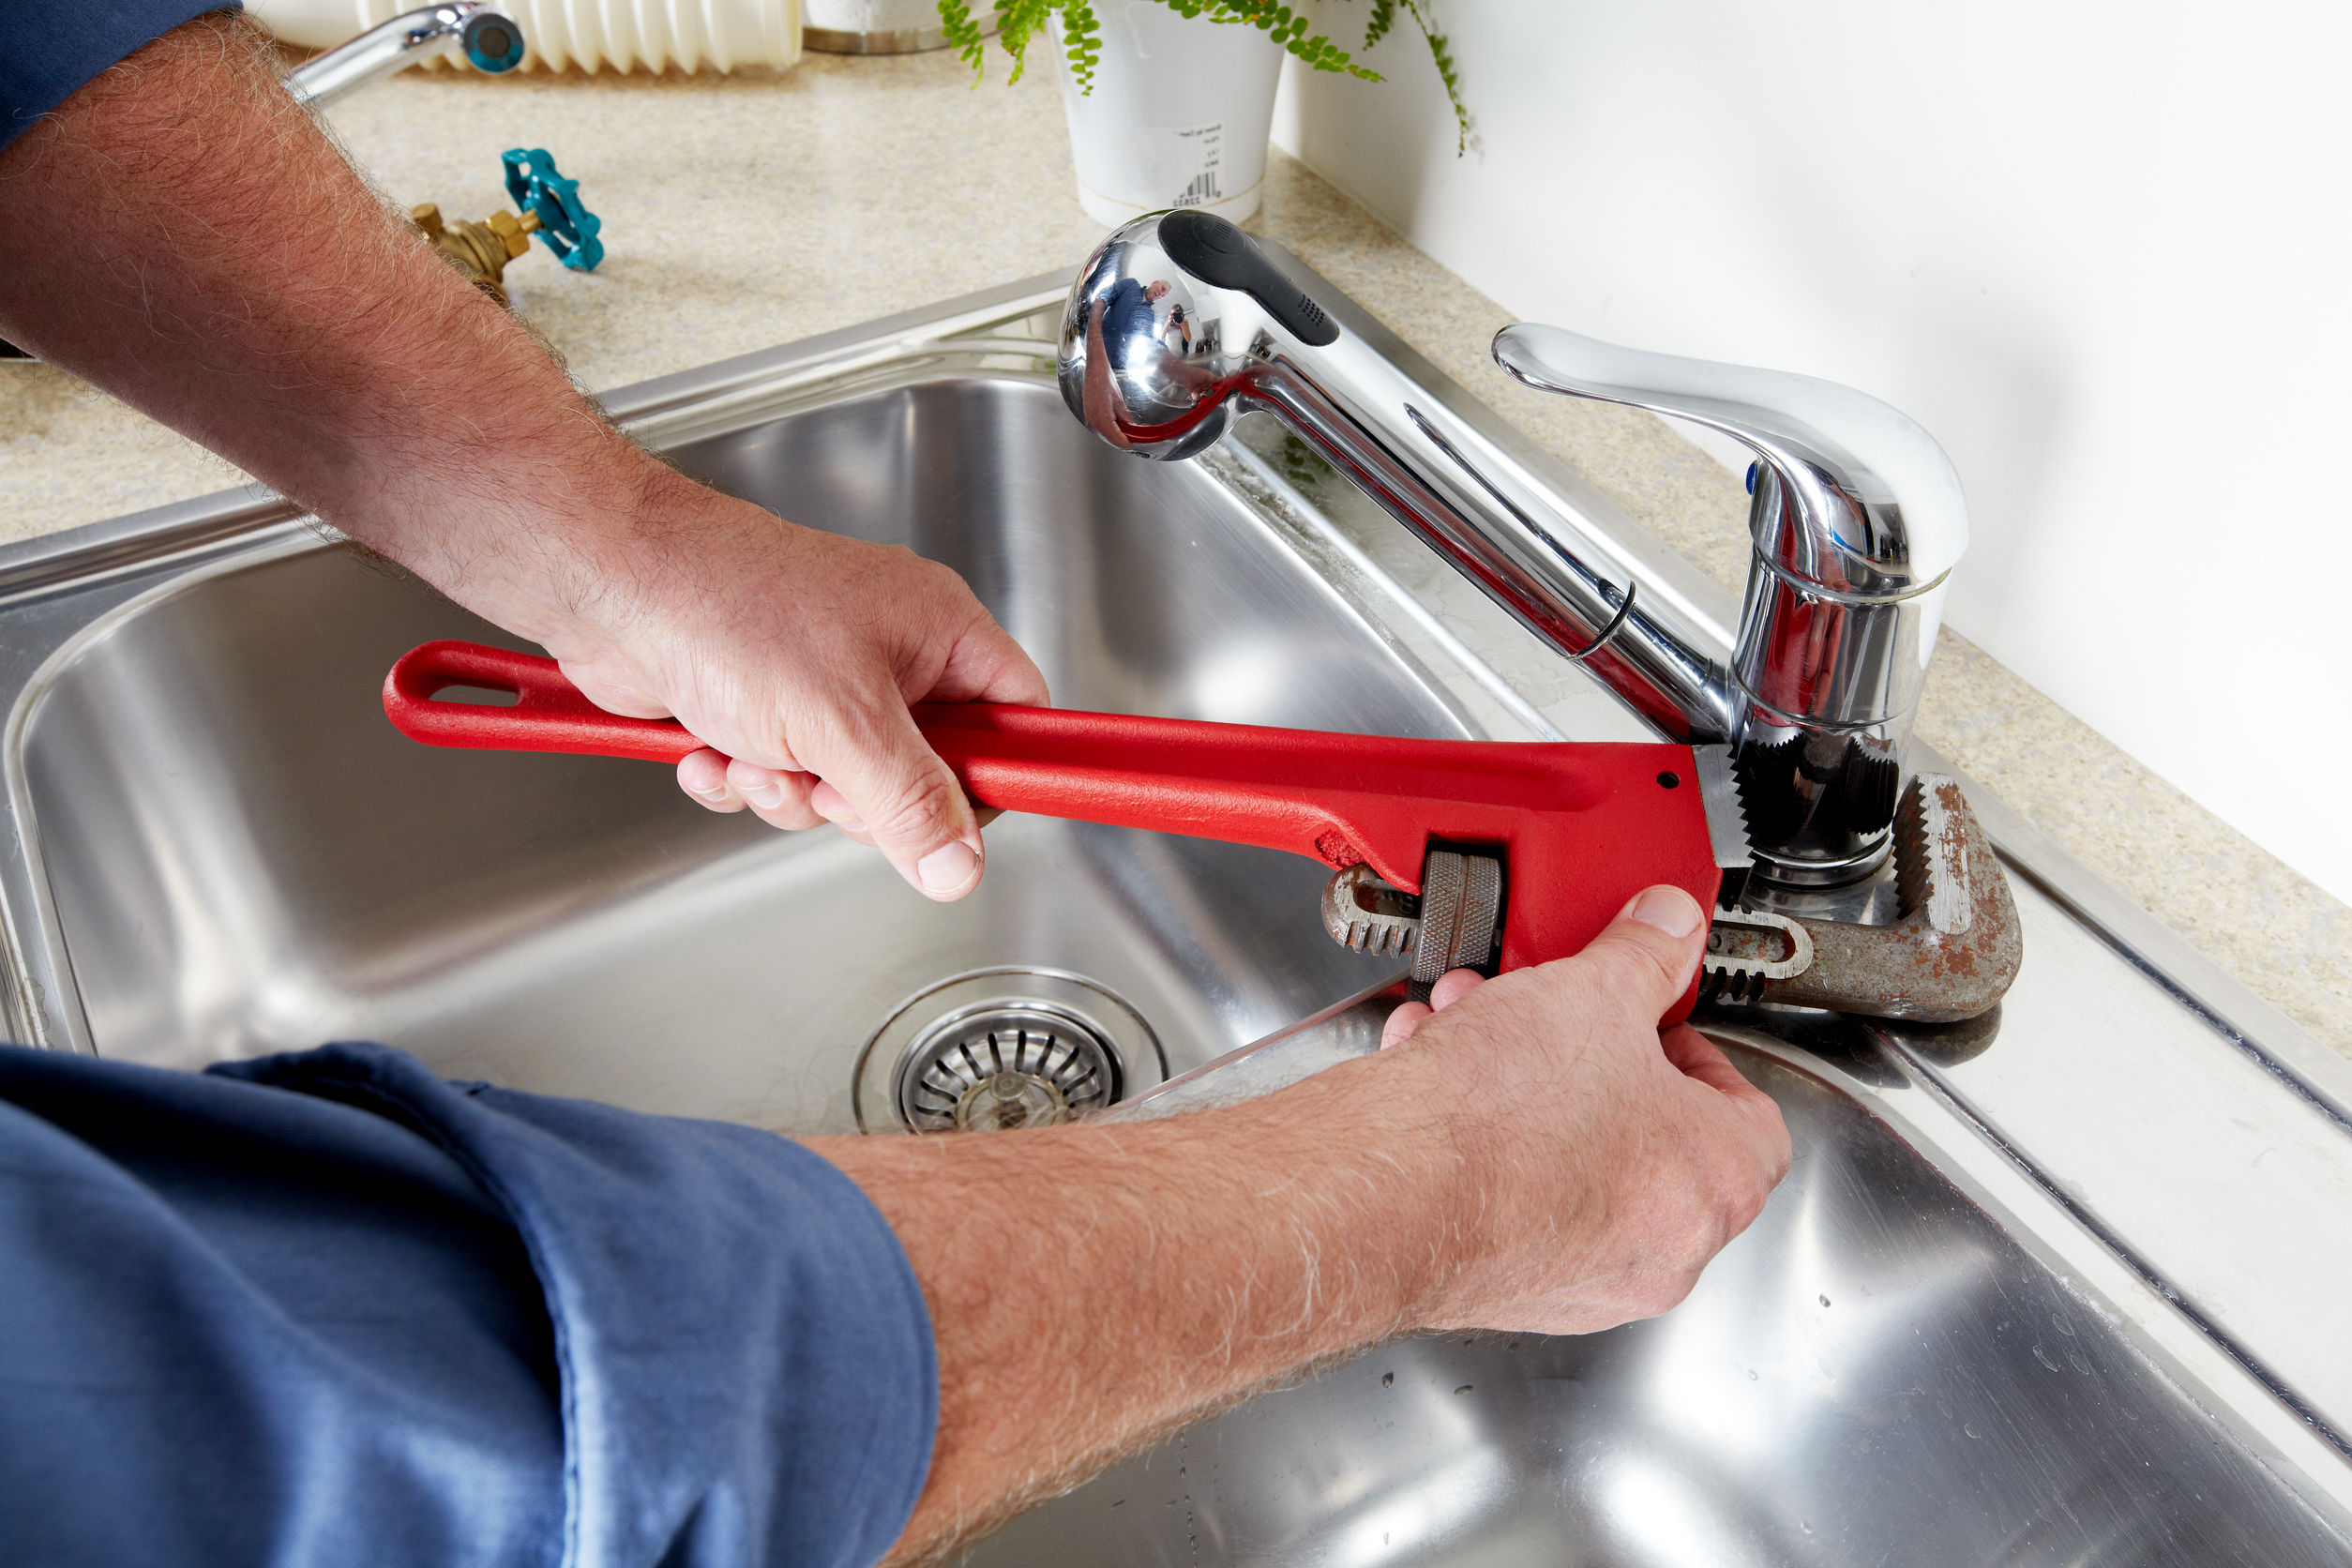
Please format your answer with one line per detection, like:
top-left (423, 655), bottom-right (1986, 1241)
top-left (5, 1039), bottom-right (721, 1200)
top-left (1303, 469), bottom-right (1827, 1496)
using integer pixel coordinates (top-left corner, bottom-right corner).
top-left (2, 275), bottom-right (2347, 1562)
top-left (12, 375), bottom-right (1451, 1123)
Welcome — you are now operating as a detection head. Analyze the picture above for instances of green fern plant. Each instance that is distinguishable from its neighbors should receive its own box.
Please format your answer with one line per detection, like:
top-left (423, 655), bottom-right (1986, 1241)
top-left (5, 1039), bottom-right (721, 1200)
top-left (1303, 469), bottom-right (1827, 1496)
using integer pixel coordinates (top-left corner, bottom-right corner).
top-left (938, 0), bottom-right (1470, 154)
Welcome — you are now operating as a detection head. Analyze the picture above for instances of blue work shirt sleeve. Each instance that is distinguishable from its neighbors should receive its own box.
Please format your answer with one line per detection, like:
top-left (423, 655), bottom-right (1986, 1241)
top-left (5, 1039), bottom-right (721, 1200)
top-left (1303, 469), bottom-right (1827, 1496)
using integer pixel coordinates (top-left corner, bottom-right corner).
top-left (0, 2), bottom-right (243, 151)
top-left (0, 1040), bottom-right (937, 1568)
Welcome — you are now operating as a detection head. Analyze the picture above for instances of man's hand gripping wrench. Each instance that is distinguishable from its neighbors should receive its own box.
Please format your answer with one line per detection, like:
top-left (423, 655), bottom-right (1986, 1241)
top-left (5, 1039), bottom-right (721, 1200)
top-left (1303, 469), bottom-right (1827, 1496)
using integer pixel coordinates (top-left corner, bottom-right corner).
top-left (384, 641), bottom-right (2020, 1023)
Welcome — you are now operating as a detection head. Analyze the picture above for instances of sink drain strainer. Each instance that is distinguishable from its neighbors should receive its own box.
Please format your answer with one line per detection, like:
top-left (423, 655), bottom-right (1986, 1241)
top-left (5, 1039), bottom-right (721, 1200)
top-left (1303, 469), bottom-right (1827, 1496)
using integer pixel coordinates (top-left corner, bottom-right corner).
top-left (853, 969), bottom-right (1166, 1134)
top-left (898, 1003), bottom-right (1119, 1131)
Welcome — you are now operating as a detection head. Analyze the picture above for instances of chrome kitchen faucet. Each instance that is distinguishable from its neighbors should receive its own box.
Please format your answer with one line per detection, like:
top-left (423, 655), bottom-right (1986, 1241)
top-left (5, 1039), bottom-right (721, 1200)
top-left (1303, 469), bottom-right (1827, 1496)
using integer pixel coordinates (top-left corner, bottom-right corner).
top-left (1060, 211), bottom-right (1967, 889)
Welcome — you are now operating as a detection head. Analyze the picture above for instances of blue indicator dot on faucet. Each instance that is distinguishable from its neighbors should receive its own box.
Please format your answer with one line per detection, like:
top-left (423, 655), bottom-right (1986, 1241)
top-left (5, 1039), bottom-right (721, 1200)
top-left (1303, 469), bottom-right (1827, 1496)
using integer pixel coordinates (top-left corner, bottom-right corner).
top-left (463, 15), bottom-right (526, 72)
top-left (1745, 460), bottom-right (1760, 495)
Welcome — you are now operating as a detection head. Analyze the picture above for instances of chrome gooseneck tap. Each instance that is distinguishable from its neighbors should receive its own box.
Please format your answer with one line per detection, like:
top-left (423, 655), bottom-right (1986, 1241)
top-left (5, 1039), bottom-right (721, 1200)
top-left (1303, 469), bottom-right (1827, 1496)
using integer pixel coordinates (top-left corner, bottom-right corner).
top-left (1058, 210), bottom-right (1968, 888)
top-left (286, 3), bottom-right (527, 109)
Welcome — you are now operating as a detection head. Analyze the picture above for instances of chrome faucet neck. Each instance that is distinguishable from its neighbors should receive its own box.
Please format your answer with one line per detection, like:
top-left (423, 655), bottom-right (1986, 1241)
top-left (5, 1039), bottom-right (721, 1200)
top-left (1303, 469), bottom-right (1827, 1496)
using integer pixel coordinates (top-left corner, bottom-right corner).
top-left (285, 4), bottom-right (526, 109)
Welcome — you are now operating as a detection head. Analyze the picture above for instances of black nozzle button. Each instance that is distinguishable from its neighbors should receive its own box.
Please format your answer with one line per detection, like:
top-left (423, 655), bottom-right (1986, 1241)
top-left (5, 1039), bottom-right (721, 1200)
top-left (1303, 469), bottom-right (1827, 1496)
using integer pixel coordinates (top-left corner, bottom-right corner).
top-left (1158, 209), bottom-right (1340, 347)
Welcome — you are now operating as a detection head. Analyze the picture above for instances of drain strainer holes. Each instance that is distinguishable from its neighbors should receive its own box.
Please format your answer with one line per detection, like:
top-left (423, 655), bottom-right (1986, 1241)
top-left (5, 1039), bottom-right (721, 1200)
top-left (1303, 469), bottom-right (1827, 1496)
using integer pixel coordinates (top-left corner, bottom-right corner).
top-left (853, 969), bottom-right (1167, 1135)
top-left (897, 1003), bottom-right (1120, 1131)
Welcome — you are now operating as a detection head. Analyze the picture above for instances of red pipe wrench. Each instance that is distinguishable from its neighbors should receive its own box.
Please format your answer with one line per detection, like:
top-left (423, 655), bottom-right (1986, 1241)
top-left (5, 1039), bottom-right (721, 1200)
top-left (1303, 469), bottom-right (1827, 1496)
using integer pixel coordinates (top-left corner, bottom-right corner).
top-left (384, 640), bottom-right (1734, 1023)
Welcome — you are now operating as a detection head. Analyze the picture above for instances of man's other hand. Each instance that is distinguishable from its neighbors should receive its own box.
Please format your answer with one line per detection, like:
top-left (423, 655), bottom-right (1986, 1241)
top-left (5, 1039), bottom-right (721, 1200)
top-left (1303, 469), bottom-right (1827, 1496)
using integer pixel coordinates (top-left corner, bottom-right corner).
top-left (825, 882), bottom-right (1792, 1561)
top-left (1376, 882), bottom-right (1793, 1335)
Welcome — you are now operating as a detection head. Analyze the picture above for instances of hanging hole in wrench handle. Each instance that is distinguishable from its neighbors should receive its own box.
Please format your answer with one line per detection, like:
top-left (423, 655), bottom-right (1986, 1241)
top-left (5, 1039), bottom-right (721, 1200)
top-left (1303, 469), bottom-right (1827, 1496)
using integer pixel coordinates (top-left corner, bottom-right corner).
top-left (384, 640), bottom-right (706, 763)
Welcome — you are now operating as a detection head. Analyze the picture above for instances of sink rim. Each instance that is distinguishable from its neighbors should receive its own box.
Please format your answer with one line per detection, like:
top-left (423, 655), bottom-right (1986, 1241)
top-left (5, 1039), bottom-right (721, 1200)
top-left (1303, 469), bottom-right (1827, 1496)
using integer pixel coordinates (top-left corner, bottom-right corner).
top-left (0, 264), bottom-right (2346, 1521)
top-left (1710, 1024), bottom-right (2352, 1529)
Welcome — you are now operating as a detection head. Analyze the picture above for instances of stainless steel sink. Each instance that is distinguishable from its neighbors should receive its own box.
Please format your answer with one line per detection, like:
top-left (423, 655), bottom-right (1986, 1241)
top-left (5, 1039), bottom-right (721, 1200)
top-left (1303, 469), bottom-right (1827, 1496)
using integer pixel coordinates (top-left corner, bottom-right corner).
top-left (9, 377), bottom-right (1443, 1123)
top-left (3, 276), bottom-right (2348, 1563)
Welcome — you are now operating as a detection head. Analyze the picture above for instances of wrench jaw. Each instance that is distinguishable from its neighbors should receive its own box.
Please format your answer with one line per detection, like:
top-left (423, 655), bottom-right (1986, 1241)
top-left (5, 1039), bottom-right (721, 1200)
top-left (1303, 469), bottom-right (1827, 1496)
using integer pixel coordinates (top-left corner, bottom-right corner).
top-left (1319, 776), bottom-right (2024, 1026)
top-left (1701, 775), bottom-right (2023, 1024)
top-left (1693, 743), bottom-right (1759, 910)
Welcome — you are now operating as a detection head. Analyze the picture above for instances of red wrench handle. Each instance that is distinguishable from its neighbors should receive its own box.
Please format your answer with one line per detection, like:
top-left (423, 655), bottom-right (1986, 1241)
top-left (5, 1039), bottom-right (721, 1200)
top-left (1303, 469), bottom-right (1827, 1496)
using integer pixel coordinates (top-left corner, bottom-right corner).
top-left (384, 640), bottom-right (702, 762)
top-left (385, 641), bottom-right (1719, 1017)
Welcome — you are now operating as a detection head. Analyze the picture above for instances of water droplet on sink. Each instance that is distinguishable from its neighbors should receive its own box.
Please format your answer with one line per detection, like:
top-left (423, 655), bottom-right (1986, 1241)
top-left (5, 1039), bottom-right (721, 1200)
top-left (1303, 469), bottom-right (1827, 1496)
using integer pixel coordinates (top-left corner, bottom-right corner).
top-left (1380, 1372), bottom-right (1395, 1387)
top-left (1454, 1384), bottom-right (1473, 1395)
top-left (1819, 1294), bottom-right (1832, 1307)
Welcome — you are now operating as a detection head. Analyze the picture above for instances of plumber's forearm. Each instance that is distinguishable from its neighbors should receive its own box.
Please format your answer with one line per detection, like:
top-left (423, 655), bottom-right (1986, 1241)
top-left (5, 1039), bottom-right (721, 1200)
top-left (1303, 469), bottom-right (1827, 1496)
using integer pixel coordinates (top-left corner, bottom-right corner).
top-left (808, 1048), bottom-right (1472, 1564)
top-left (0, 12), bottom-right (663, 640)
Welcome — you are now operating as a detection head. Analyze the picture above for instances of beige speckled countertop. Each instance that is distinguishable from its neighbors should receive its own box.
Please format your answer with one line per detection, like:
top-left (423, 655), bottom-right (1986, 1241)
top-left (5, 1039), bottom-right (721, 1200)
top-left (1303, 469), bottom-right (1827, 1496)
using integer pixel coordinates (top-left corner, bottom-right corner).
top-left (4, 46), bottom-right (2346, 1057)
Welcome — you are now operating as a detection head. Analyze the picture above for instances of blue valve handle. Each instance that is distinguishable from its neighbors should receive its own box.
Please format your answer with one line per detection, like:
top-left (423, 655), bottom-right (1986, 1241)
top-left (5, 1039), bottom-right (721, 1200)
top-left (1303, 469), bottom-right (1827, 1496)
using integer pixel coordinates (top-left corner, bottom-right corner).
top-left (501, 148), bottom-right (604, 272)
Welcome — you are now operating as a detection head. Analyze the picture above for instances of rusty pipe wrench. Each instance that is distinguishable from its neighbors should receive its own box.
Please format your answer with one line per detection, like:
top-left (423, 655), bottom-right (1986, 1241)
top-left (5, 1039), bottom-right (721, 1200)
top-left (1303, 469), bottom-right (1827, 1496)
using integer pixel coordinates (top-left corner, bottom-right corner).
top-left (384, 641), bottom-right (2020, 1023)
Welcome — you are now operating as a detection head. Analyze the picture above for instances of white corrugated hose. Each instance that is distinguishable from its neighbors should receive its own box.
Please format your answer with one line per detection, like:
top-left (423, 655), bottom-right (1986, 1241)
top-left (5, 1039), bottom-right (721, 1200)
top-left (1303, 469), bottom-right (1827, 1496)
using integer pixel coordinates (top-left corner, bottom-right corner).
top-left (247, 0), bottom-right (800, 73)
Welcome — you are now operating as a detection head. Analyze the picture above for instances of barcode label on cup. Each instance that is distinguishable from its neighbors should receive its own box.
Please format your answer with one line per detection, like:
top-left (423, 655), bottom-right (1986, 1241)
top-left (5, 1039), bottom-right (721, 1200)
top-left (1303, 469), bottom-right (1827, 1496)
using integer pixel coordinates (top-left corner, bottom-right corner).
top-left (1165, 122), bottom-right (1225, 207)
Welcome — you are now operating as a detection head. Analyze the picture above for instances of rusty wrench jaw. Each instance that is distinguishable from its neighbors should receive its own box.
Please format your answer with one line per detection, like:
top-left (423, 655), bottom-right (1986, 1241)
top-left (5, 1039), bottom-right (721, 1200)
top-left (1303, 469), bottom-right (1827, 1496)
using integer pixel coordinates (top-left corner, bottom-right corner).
top-left (1319, 775), bottom-right (2023, 1025)
top-left (1699, 775), bottom-right (2023, 1023)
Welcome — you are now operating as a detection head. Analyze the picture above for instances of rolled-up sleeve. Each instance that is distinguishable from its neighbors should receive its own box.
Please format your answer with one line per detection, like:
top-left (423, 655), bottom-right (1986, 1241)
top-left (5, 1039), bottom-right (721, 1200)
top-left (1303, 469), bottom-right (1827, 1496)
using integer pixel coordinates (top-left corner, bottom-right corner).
top-left (0, 1039), bottom-right (937, 1568)
top-left (0, 2), bottom-right (245, 151)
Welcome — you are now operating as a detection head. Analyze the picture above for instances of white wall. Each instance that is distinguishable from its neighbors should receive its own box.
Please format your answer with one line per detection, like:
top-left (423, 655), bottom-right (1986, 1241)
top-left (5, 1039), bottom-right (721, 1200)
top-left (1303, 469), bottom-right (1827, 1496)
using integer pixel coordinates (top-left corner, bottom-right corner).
top-left (1273, 1), bottom-right (2352, 905)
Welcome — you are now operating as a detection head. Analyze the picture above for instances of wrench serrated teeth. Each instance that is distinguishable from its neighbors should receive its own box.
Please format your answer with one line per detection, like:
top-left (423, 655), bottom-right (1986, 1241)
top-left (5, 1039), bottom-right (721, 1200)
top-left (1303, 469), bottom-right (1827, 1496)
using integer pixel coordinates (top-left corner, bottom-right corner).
top-left (1894, 774), bottom-right (1974, 936)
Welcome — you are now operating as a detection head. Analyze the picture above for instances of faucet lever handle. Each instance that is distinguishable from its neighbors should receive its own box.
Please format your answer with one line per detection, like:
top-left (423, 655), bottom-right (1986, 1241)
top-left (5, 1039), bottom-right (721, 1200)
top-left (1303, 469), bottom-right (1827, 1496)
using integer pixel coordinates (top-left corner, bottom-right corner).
top-left (1492, 324), bottom-right (1966, 595)
top-left (1494, 323), bottom-right (1974, 882)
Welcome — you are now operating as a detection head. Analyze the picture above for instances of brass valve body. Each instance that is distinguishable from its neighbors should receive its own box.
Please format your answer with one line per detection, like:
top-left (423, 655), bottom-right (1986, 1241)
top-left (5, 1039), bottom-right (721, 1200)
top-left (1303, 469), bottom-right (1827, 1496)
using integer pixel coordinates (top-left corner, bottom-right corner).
top-left (411, 203), bottom-right (539, 308)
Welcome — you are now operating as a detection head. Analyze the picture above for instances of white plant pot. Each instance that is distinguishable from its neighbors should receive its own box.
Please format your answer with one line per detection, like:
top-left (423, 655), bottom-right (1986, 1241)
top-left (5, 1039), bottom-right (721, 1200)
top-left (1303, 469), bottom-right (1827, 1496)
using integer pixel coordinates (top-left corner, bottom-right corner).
top-left (1051, 2), bottom-right (1284, 228)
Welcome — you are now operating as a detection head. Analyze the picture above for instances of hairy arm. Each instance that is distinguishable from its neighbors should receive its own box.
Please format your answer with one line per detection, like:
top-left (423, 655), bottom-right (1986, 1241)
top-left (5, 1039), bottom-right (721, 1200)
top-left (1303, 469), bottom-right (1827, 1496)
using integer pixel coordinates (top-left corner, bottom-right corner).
top-left (814, 887), bottom-right (1791, 1561)
top-left (819, 1062), bottom-right (1455, 1554)
top-left (0, 14), bottom-right (1045, 897)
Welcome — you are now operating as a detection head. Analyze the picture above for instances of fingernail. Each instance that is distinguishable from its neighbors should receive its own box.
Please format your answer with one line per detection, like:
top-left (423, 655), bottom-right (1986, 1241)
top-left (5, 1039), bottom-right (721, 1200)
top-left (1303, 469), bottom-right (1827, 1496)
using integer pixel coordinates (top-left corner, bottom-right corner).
top-left (916, 839), bottom-right (980, 895)
top-left (743, 780), bottom-right (786, 809)
top-left (1628, 885), bottom-right (1701, 937)
top-left (689, 782), bottom-right (731, 803)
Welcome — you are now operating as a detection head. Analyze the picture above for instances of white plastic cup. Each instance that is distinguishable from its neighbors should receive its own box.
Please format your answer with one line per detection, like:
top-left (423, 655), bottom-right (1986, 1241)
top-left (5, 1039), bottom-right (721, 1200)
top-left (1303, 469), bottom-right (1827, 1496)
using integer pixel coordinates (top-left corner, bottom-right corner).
top-left (246, 0), bottom-right (798, 72)
top-left (1050, 1), bottom-right (1284, 228)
